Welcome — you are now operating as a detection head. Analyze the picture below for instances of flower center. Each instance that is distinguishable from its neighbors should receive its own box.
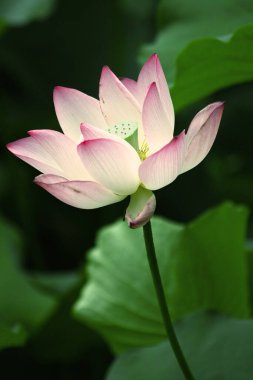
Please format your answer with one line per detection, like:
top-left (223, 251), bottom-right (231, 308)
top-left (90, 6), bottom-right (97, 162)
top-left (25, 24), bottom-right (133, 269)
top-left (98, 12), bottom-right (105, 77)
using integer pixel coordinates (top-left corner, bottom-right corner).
top-left (107, 122), bottom-right (138, 139)
top-left (138, 141), bottom-right (149, 160)
top-left (107, 122), bottom-right (149, 160)
top-left (107, 121), bottom-right (139, 151)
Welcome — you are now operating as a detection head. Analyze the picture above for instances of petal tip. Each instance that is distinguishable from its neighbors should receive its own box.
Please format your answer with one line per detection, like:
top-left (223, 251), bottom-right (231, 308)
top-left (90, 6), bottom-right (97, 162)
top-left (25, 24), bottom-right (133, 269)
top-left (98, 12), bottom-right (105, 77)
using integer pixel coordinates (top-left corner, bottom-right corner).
top-left (53, 85), bottom-right (64, 95)
top-left (148, 53), bottom-right (158, 62)
top-left (208, 101), bottom-right (225, 121)
top-left (218, 101), bottom-right (225, 111)
top-left (149, 81), bottom-right (157, 90)
top-left (27, 129), bottom-right (38, 137)
top-left (53, 86), bottom-right (65, 103)
top-left (214, 101), bottom-right (225, 109)
top-left (33, 178), bottom-right (40, 185)
top-left (33, 174), bottom-right (46, 185)
top-left (53, 86), bottom-right (72, 100)
top-left (144, 81), bottom-right (158, 103)
top-left (6, 142), bottom-right (14, 153)
top-left (6, 140), bottom-right (23, 155)
top-left (79, 123), bottom-right (86, 133)
top-left (54, 85), bottom-right (66, 92)
top-left (33, 177), bottom-right (43, 187)
top-left (101, 65), bottom-right (111, 77)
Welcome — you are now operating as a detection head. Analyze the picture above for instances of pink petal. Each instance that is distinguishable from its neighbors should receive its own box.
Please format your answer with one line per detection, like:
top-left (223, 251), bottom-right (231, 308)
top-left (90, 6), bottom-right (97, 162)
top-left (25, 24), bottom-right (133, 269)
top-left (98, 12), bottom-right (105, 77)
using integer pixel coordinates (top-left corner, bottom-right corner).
top-left (80, 122), bottom-right (138, 152)
top-left (121, 78), bottom-right (140, 102)
top-left (7, 130), bottom-right (91, 180)
top-left (139, 131), bottom-right (186, 190)
top-left (142, 82), bottom-right (173, 154)
top-left (78, 138), bottom-right (141, 195)
top-left (53, 86), bottom-right (107, 142)
top-left (7, 135), bottom-right (61, 175)
top-left (29, 129), bottom-right (92, 179)
top-left (182, 102), bottom-right (224, 173)
top-left (34, 174), bottom-right (125, 209)
top-left (99, 66), bottom-right (141, 127)
top-left (137, 54), bottom-right (174, 130)
top-left (80, 123), bottom-right (123, 143)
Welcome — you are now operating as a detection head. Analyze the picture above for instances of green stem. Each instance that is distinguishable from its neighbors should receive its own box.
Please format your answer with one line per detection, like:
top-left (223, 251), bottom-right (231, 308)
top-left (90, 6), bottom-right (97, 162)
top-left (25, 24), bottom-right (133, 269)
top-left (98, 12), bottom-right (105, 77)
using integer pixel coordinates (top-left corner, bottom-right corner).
top-left (143, 221), bottom-right (195, 380)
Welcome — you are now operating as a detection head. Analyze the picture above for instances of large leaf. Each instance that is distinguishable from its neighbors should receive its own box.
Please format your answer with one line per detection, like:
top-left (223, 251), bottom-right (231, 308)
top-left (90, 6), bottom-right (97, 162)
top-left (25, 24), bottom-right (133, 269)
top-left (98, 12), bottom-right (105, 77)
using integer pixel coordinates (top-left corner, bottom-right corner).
top-left (107, 312), bottom-right (253, 380)
top-left (0, 216), bottom-right (57, 349)
top-left (171, 25), bottom-right (253, 110)
top-left (73, 202), bottom-right (250, 353)
top-left (139, 0), bottom-right (253, 110)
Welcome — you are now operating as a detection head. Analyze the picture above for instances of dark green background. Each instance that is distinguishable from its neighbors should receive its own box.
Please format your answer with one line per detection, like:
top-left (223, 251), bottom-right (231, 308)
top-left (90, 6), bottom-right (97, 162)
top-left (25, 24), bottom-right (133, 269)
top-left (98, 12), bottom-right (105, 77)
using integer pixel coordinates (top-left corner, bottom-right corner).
top-left (0, 0), bottom-right (253, 378)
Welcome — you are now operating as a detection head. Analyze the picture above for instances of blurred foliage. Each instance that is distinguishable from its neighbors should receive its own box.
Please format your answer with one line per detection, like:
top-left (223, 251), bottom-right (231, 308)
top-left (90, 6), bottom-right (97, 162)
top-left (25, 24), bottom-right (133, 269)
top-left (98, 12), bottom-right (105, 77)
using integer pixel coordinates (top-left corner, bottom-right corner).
top-left (0, 214), bottom-right (56, 347)
top-left (0, 0), bottom-right (253, 378)
top-left (140, 0), bottom-right (253, 83)
top-left (140, 0), bottom-right (253, 110)
top-left (107, 312), bottom-right (253, 380)
top-left (0, 322), bottom-right (27, 350)
top-left (0, 0), bottom-right (57, 27)
top-left (0, 214), bottom-right (112, 378)
top-left (74, 203), bottom-right (250, 353)
top-left (27, 276), bottom-right (104, 365)
top-left (171, 24), bottom-right (253, 110)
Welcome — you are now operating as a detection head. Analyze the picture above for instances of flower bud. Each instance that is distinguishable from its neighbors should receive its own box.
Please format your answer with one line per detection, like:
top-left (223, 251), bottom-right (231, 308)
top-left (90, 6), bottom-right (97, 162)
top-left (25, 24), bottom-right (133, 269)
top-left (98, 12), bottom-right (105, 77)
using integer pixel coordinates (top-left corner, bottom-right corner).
top-left (125, 187), bottom-right (156, 229)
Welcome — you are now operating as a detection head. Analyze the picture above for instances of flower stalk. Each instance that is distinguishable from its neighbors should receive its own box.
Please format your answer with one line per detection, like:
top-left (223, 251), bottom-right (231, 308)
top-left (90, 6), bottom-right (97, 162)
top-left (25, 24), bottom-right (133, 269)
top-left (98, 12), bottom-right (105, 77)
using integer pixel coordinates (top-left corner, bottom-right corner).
top-left (143, 221), bottom-right (195, 380)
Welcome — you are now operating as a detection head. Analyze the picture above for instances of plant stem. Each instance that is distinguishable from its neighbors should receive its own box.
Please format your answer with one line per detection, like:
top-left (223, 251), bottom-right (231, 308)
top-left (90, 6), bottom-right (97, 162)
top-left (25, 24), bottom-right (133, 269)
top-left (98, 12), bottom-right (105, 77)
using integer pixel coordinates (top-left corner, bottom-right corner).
top-left (143, 221), bottom-right (195, 380)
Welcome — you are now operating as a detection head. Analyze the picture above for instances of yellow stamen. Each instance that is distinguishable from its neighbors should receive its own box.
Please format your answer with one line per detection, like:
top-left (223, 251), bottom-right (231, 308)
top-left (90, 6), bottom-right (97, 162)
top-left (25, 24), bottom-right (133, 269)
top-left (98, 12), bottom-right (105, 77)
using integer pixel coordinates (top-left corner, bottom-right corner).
top-left (139, 141), bottom-right (149, 160)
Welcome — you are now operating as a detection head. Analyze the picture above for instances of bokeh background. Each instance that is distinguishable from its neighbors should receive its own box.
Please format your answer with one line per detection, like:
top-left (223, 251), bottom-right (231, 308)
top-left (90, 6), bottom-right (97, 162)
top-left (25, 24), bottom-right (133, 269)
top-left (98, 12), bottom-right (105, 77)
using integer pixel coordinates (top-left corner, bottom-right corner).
top-left (0, 0), bottom-right (253, 379)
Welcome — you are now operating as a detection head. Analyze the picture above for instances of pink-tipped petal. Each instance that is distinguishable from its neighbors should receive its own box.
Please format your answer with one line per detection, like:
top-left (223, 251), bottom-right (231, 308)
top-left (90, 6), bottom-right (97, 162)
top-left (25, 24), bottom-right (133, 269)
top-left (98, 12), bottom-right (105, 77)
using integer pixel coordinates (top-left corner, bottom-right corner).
top-left (34, 174), bottom-right (125, 209)
top-left (181, 102), bottom-right (224, 173)
top-left (99, 66), bottom-right (141, 127)
top-left (80, 123), bottom-right (123, 144)
top-left (139, 131), bottom-right (186, 190)
top-left (7, 130), bottom-right (91, 180)
top-left (142, 82), bottom-right (173, 154)
top-left (78, 138), bottom-right (141, 195)
top-left (28, 130), bottom-right (91, 180)
top-left (7, 136), bottom-right (62, 175)
top-left (80, 122), bottom-right (139, 152)
top-left (121, 78), bottom-right (140, 102)
top-left (53, 86), bottom-right (107, 142)
top-left (137, 54), bottom-right (174, 130)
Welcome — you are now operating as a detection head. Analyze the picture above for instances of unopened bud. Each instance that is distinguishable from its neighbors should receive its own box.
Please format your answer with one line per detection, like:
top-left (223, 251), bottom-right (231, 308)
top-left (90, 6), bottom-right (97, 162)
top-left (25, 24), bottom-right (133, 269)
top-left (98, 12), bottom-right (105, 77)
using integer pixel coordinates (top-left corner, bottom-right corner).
top-left (125, 187), bottom-right (156, 229)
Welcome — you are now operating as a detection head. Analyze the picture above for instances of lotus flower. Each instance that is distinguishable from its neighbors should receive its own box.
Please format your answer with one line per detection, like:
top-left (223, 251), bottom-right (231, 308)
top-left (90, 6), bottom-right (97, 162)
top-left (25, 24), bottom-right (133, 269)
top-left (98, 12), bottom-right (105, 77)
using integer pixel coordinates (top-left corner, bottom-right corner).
top-left (7, 54), bottom-right (224, 228)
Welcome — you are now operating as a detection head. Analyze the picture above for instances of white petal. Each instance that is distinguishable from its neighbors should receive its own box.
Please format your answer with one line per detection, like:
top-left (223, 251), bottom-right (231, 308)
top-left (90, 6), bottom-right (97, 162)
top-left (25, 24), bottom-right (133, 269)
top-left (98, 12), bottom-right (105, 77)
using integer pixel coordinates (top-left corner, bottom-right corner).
top-left (7, 134), bottom-right (62, 175)
top-left (53, 86), bottom-right (107, 142)
top-left (137, 54), bottom-right (174, 132)
top-left (28, 130), bottom-right (91, 180)
top-left (182, 102), bottom-right (224, 173)
top-left (99, 66), bottom-right (141, 127)
top-left (121, 78), bottom-right (141, 103)
top-left (80, 122), bottom-right (124, 144)
top-left (142, 82), bottom-right (173, 154)
top-left (7, 130), bottom-right (92, 180)
top-left (78, 138), bottom-right (141, 195)
top-left (34, 174), bottom-right (125, 209)
top-left (139, 131), bottom-right (186, 190)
